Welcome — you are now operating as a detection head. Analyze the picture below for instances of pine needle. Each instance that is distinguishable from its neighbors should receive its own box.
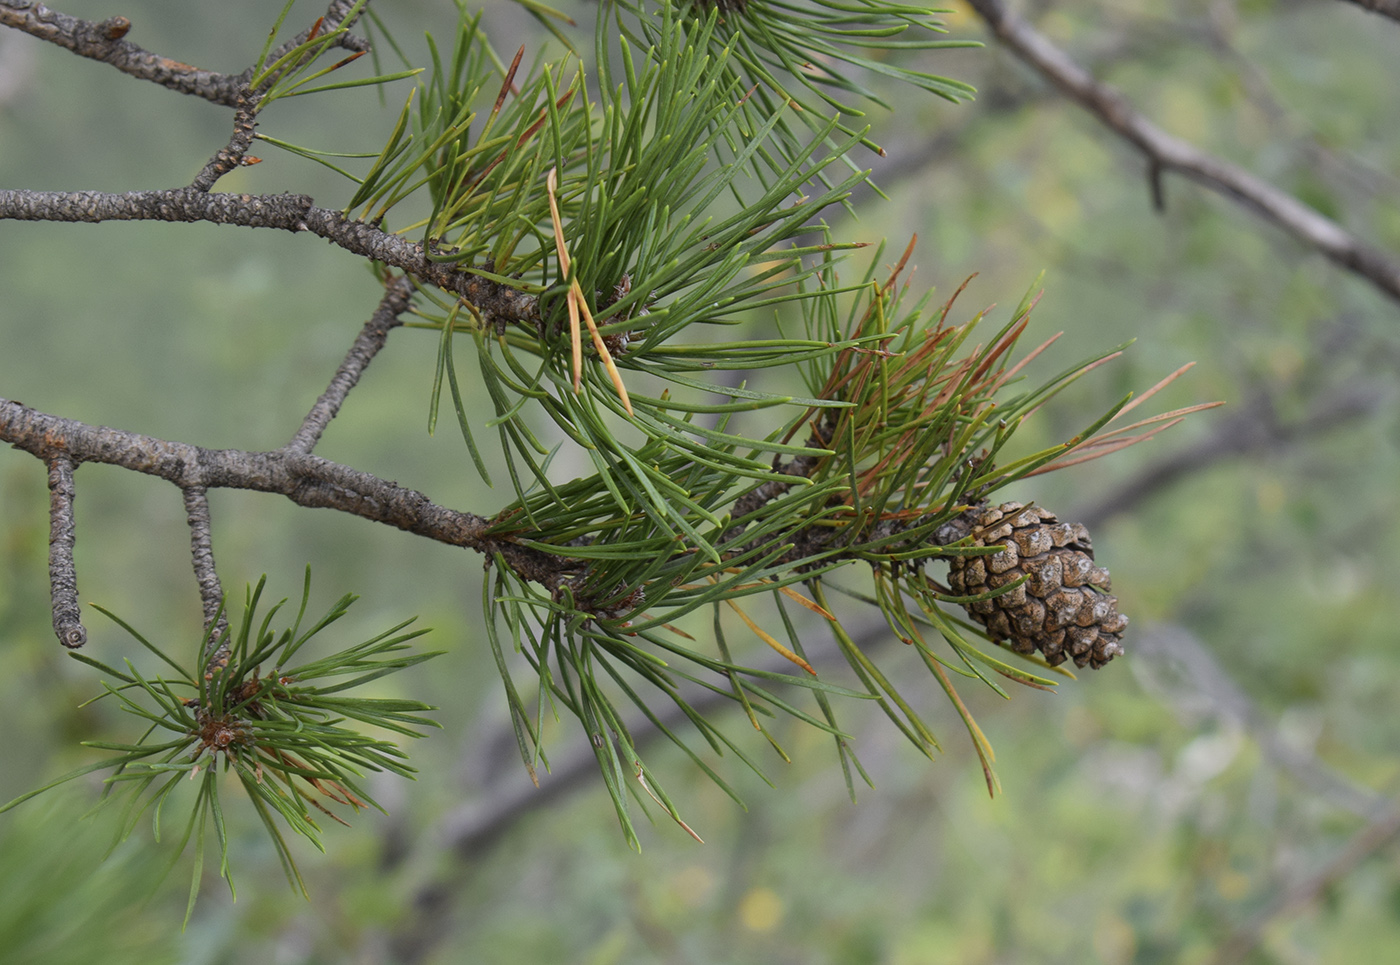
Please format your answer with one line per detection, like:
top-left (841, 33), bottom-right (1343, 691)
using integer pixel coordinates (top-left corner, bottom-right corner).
top-left (545, 166), bottom-right (635, 415)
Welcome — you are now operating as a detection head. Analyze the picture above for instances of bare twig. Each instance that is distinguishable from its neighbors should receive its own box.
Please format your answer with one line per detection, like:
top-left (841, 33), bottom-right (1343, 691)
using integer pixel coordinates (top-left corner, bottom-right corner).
top-left (964, 0), bottom-right (1400, 305)
top-left (287, 275), bottom-right (416, 454)
top-left (182, 486), bottom-right (228, 653)
top-left (190, 95), bottom-right (260, 192)
top-left (0, 0), bottom-right (244, 106)
top-left (0, 0), bottom-right (371, 107)
top-left (0, 189), bottom-right (541, 328)
top-left (0, 397), bottom-right (585, 595)
top-left (0, 186), bottom-right (316, 229)
top-left (44, 451), bottom-right (85, 648)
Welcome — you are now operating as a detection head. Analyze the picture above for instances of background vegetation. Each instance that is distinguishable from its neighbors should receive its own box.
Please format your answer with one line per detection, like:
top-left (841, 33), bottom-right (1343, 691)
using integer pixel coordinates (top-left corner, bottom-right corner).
top-left (1, 1), bottom-right (1398, 962)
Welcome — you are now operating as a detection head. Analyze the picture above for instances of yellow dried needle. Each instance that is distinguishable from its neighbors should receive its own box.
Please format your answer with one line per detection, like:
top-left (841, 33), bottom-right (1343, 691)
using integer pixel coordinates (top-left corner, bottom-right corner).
top-left (575, 287), bottom-right (634, 416)
top-left (545, 167), bottom-right (583, 392)
top-left (545, 167), bottom-right (634, 415)
top-left (634, 760), bottom-right (704, 843)
top-left (725, 598), bottom-right (817, 676)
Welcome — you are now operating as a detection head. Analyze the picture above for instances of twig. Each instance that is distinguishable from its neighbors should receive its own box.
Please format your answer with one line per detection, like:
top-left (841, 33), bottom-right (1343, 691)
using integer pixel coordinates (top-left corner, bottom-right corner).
top-left (286, 275), bottom-right (416, 454)
top-left (44, 451), bottom-right (85, 648)
top-left (0, 189), bottom-right (541, 328)
top-left (181, 486), bottom-right (228, 653)
top-left (190, 95), bottom-right (260, 192)
top-left (0, 396), bottom-right (572, 596)
top-left (0, 0), bottom-right (245, 106)
top-left (261, 0), bottom-right (372, 68)
top-left (964, 0), bottom-right (1400, 305)
top-left (0, 0), bottom-right (371, 107)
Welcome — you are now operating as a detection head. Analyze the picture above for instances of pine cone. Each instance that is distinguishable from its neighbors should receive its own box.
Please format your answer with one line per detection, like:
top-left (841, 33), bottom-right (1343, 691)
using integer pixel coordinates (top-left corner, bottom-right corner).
top-left (946, 502), bottom-right (1127, 669)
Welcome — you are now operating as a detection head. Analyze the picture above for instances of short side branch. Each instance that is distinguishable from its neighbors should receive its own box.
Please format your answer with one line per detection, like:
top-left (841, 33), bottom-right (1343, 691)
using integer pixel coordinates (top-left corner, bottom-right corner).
top-left (287, 275), bottom-right (416, 453)
top-left (0, 187), bottom-right (316, 230)
top-left (965, 0), bottom-right (1400, 305)
top-left (0, 0), bottom-right (371, 106)
top-left (191, 95), bottom-right (260, 192)
top-left (182, 486), bottom-right (228, 652)
top-left (44, 451), bottom-right (85, 648)
top-left (0, 0), bottom-right (244, 106)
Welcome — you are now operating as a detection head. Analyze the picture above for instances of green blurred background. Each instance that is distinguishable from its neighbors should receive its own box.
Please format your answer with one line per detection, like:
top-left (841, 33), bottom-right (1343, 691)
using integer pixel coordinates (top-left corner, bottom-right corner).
top-left (2, 1), bottom-right (1398, 962)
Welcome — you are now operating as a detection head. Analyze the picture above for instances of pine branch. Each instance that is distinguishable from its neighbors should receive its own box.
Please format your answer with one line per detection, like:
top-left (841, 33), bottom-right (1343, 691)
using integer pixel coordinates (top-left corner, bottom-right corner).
top-left (0, 0), bottom-right (242, 104)
top-left (0, 396), bottom-right (568, 596)
top-left (964, 0), bottom-right (1400, 306)
top-left (0, 189), bottom-right (541, 323)
top-left (1, 0), bottom-right (1220, 867)
top-left (0, 0), bottom-right (369, 105)
top-left (0, 391), bottom-right (984, 633)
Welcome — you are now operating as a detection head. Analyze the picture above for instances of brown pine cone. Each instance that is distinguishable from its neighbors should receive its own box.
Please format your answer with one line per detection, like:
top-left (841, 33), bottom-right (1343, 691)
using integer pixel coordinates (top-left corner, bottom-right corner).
top-left (946, 502), bottom-right (1127, 669)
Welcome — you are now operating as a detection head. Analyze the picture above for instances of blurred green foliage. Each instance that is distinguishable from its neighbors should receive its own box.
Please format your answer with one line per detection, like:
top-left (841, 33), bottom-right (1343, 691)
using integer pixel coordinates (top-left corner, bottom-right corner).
top-left (1, 0), bottom-right (1398, 963)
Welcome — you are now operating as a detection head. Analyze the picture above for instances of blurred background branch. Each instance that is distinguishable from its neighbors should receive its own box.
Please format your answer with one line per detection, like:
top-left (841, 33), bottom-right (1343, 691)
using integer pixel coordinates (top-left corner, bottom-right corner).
top-left (1205, 794), bottom-right (1400, 965)
top-left (966, 0), bottom-right (1400, 304)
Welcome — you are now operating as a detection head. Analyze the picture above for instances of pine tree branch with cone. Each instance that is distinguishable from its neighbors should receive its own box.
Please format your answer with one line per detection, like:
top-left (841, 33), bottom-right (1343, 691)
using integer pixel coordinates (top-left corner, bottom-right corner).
top-left (0, 0), bottom-right (1215, 900)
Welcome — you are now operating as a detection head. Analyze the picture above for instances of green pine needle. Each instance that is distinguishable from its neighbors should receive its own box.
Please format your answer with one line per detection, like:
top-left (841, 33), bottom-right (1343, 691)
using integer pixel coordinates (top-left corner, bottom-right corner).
top-left (0, 570), bottom-right (442, 910)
